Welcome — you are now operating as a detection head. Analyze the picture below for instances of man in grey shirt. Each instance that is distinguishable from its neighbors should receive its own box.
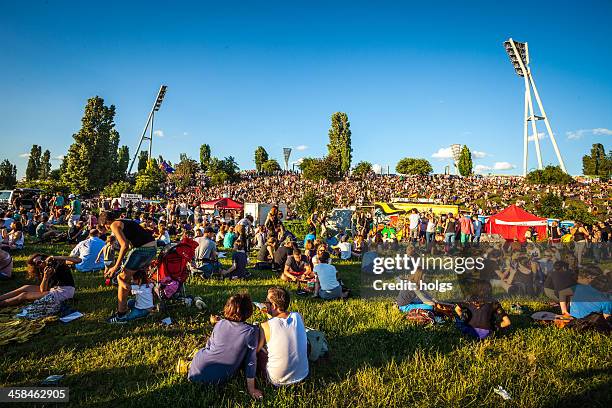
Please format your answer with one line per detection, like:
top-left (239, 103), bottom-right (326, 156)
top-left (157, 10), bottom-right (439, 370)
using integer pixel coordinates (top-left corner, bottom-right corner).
top-left (194, 227), bottom-right (220, 277)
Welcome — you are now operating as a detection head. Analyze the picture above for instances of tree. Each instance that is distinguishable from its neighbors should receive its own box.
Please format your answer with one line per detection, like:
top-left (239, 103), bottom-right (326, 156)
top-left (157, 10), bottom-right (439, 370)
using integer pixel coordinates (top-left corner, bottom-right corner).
top-left (62, 96), bottom-right (122, 193)
top-left (395, 158), bottom-right (433, 176)
top-left (199, 144), bottom-right (211, 172)
top-left (296, 189), bottom-right (335, 219)
top-left (582, 143), bottom-right (611, 178)
top-left (39, 149), bottom-right (52, 180)
top-left (262, 159), bottom-right (281, 174)
top-left (457, 145), bottom-right (473, 176)
top-left (134, 159), bottom-right (166, 197)
top-left (254, 146), bottom-right (269, 172)
top-left (25, 144), bottom-right (42, 181)
top-left (299, 156), bottom-right (341, 182)
top-left (173, 155), bottom-right (200, 189)
top-left (526, 165), bottom-right (574, 185)
top-left (327, 112), bottom-right (352, 175)
top-left (352, 161), bottom-right (373, 178)
top-left (137, 151), bottom-right (149, 172)
top-left (206, 156), bottom-right (240, 186)
top-left (0, 159), bottom-right (17, 189)
top-left (538, 193), bottom-right (564, 219)
top-left (102, 181), bottom-right (132, 198)
top-left (116, 145), bottom-right (130, 178)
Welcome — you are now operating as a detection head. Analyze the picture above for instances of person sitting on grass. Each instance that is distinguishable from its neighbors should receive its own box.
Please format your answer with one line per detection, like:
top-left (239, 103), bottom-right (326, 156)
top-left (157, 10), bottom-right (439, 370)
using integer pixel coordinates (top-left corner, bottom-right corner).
top-left (454, 280), bottom-right (511, 340)
top-left (70, 229), bottom-right (106, 272)
top-left (257, 286), bottom-right (309, 386)
top-left (0, 253), bottom-right (79, 308)
top-left (272, 239), bottom-right (293, 272)
top-left (1, 220), bottom-right (25, 251)
top-left (396, 269), bottom-right (437, 313)
top-left (35, 215), bottom-right (60, 242)
top-left (333, 234), bottom-right (360, 260)
top-left (96, 235), bottom-right (117, 277)
top-left (313, 251), bottom-right (348, 300)
top-left (124, 268), bottom-right (153, 321)
top-left (187, 292), bottom-right (263, 400)
top-left (569, 268), bottom-right (611, 320)
top-left (223, 225), bottom-right (237, 249)
top-left (256, 237), bottom-right (276, 270)
top-left (282, 247), bottom-right (314, 283)
top-left (220, 240), bottom-right (250, 279)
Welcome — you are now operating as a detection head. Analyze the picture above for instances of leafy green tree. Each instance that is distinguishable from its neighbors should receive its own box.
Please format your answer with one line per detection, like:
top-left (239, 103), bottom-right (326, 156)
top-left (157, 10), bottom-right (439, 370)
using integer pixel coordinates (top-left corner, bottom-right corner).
top-left (199, 144), bottom-right (211, 172)
top-left (0, 159), bottom-right (17, 189)
top-left (582, 143), bottom-right (611, 178)
top-left (564, 201), bottom-right (596, 225)
top-left (396, 158), bottom-right (433, 176)
top-left (173, 155), bottom-right (200, 189)
top-left (137, 151), bottom-right (149, 172)
top-left (526, 165), bottom-right (574, 185)
top-left (134, 159), bottom-right (166, 197)
top-left (327, 112), bottom-right (352, 175)
top-left (538, 193), bottom-right (564, 219)
top-left (39, 149), bottom-right (52, 180)
top-left (102, 181), bottom-right (132, 198)
top-left (457, 145), bottom-right (473, 176)
top-left (25, 144), bottom-right (42, 181)
top-left (299, 156), bottom-right (341, 182)
top-left (116, 145), bottom-right (130, 177)
top-left (262, 159), bottom-right (281, 174)
top-left (62, 96), bottom-right (121, 193)
top-left (352, 161), bottom-right (373, 178)
top-left (296, 189), bottom-right (335, 219)
top-left (206, 156), bottom-right (240, 186)
top-left (254, 146), bottom-right (269, 172)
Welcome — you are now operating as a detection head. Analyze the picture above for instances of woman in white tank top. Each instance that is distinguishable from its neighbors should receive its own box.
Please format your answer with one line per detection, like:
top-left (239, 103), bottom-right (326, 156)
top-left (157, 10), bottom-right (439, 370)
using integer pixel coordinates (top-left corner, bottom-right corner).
top-left (259, 287), bottom-right (309, 386)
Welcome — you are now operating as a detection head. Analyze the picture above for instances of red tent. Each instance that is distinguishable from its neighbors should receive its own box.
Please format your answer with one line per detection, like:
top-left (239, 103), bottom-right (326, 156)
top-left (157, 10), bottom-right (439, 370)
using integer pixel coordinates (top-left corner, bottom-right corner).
top-left (201, 197), bottom-right (244, 210)
top-left (485, 205), bottom-right (547, 242)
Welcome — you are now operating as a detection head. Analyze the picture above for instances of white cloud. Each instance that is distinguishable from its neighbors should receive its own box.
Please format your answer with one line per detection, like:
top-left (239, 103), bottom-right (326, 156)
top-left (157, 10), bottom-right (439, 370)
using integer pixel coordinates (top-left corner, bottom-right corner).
top-left (19, 153), bottom-right (30, 158)
top-left (472, 150), bottom-right (488, 159)
top-left (294, 145), bottom-right (308, 151)
top-left (372, 164), bottom-right (383, 174)
top-left (431, 147), bottom-right (454, 159)
top-left (528, 132), bottom-right (547, 142)
top-left (493, 162), bottom-right (516, 170)
top-left (153, 129), bottom-right (164, 137)
top-left (293, 158), bottom-right (304, 165)
top-left (52, 155), bottom-right (64, 161)
top-left (474, 164), bottom-right (491, 173)
top-left (567, 128), bottom-right (612, 139)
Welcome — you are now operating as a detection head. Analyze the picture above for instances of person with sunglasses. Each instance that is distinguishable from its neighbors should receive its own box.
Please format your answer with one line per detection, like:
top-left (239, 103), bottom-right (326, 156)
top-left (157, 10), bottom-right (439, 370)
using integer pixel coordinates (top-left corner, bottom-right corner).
top-left (0, 253), bottom-right (79, 307)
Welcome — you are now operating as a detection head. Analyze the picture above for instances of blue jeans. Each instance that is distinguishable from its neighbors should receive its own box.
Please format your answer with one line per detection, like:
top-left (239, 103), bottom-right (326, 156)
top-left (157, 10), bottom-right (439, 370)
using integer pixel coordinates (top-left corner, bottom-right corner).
top-left (425, 232), bottom-right (434, 243)
top-left (445, 233), bottom-right (455, 246)
top-left (126, 299), bottom-right (150, 320)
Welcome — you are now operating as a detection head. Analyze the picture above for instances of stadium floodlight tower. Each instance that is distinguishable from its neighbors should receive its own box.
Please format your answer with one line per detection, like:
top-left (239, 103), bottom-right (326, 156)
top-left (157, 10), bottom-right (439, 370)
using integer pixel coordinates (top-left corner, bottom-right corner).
top-left (127, 85), bottom-right (168, 174)
top-left (450, 143), bottom-right (462, 175)
top-left (503, 38), bottom-right (566, 176)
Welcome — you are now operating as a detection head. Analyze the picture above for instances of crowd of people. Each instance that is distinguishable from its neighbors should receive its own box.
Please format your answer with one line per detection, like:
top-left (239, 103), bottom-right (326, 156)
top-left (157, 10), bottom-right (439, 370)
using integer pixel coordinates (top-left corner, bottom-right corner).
top-left (0, 173), bottom-right (611, 399)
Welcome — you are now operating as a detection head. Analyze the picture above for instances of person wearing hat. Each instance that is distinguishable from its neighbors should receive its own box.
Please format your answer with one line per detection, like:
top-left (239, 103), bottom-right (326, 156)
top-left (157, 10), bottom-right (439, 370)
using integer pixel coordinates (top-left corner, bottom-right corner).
top-left (67, 194), bottom-right (82, 228)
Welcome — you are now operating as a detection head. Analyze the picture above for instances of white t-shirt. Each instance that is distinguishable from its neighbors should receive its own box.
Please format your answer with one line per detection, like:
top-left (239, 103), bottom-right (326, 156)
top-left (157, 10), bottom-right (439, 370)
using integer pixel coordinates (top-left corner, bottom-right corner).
top-left (314, 263), bottom-right (340, 291)
top-left (409, 214), bottom-right (420, 229)
top-left (266, 312), bottom-right (309, 386)
top-left (426, 220), bottom-right (436, 233)
top-left (131, 284), bottom-right (154, 310)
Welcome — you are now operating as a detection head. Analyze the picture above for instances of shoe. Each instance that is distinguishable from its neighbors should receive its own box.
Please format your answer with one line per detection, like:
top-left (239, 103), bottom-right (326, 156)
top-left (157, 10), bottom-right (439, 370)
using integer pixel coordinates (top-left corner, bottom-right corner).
top-left (107, 313), bottom-right (129, 324)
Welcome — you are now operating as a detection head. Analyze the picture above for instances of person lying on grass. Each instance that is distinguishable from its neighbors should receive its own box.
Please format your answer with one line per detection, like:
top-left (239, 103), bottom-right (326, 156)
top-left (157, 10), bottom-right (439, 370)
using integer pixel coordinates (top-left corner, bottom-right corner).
top-left (0, 253), bottom-right (79, 308)
top-left (454, 280), bottom-right (511, 340)
top-left (188, 293), bottom-right (263, 400)
top-left (98, 211), bottom-right (158, 324)
top-left (313, 251), bottom-right (349, 300)
top-left (257, 287), bottom-right (309, 386)
top-left (281, 247), bottom-right (314, 283)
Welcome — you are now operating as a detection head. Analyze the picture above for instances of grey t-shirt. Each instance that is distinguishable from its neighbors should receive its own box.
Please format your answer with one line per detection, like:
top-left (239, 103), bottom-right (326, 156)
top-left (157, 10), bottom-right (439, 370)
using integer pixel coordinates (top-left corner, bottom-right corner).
top-left (195, 237), bottom-right (217, 263)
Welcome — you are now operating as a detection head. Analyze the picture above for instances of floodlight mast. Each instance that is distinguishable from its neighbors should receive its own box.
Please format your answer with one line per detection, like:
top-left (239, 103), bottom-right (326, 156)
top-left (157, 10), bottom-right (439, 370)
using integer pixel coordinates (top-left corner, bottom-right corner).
top-left (451, 144), bottom-right (462, 175)
top-left (504, 38), bottom-right (566, 176)
top-left (127, 85), bottom-right (168, 175)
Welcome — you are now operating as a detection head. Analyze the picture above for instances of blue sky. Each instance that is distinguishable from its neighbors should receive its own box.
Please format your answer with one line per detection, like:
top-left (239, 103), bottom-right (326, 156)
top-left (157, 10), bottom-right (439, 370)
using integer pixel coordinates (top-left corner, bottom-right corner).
top-left (1, 1), bottom-right (611, 177)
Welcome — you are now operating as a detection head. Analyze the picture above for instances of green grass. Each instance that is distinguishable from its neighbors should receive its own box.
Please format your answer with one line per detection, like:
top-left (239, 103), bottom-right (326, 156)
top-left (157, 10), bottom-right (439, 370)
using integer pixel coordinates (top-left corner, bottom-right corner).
top-left (1, 241), bottom-right (611, 408)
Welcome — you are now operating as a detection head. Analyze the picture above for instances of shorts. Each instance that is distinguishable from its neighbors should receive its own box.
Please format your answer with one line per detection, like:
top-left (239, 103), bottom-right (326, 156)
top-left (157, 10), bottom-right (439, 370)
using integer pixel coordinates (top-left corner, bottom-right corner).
top-left (319, 285), bottom-right (342, 300)
top-left (124, 246), bottom-right (157, 271)
top-left (49, 286), bottom-right (75, 303)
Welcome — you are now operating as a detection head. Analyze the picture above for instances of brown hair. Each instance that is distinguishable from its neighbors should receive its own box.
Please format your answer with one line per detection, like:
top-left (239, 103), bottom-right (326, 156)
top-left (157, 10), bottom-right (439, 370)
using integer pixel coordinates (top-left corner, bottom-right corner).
top-left (223, 293), bottom-right (253, 322)
top-left (26, 253), bottom-right (46, 281)
top-left (267, 286), bottom-right (290, 312)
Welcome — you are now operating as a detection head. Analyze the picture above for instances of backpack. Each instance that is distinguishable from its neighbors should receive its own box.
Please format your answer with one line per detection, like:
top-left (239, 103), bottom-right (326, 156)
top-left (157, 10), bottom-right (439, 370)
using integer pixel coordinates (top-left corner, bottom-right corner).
top-left (305, 327), bottom-right (329, 361)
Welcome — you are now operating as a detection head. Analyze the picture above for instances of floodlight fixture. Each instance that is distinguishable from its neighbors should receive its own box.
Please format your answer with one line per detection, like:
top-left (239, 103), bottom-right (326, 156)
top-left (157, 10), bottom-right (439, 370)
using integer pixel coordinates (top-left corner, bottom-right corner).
top-left (154, 85), bottom-right (167, 111)
top-left (503, 38), bottom-right (566, 176)
top-left (450, 144), bottom-right (462, 175)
